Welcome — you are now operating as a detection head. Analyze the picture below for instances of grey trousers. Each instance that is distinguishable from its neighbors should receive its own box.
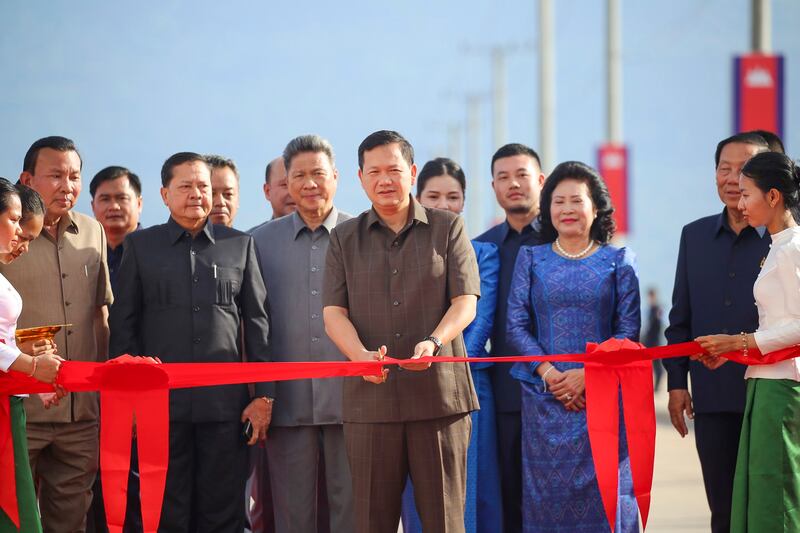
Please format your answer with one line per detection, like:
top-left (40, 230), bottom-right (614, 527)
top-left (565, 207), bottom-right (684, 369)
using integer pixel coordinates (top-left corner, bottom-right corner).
top-left (266, 424), bottom-right (354, 533)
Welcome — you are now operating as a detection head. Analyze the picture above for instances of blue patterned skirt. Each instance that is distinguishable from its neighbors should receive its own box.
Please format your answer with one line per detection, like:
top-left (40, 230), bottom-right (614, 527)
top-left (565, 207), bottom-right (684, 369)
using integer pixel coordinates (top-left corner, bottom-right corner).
top-left (521, 380), bottom-right (638, 533)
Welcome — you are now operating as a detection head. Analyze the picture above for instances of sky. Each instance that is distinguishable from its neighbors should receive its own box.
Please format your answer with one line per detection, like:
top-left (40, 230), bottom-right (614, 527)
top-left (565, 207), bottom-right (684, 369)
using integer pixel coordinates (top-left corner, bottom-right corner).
top-left (1, 0), bottom-right (799, 306)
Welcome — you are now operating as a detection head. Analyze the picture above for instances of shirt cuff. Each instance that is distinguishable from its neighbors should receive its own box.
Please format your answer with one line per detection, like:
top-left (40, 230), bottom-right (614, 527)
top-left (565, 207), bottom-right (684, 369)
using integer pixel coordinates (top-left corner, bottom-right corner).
top-left (0, 347), bottom-right (22, 373)
top-left (255, 382), bottom-right (275, 399)
top-left (666, 369), bottom-right (689, 391)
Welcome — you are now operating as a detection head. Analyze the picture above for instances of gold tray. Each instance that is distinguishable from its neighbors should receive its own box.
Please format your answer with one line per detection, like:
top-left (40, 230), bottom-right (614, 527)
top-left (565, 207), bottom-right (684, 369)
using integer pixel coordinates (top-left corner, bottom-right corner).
top-left (15, 324), bottom-right (72, 344)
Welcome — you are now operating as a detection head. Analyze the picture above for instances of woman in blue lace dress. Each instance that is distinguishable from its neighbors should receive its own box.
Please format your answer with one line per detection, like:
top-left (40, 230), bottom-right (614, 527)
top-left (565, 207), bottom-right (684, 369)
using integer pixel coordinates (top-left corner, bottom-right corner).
top-left (507, 161), bottom-right (641, 533)
top-left (401, 158), bottom-right (503, 533)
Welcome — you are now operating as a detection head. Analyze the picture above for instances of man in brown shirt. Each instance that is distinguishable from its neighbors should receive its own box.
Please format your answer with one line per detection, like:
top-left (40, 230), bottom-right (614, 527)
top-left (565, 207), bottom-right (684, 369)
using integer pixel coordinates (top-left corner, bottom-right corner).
top-left (323, 130), bottom-right (480, 533)
top-left (0, 136), bottom-right (113, 532)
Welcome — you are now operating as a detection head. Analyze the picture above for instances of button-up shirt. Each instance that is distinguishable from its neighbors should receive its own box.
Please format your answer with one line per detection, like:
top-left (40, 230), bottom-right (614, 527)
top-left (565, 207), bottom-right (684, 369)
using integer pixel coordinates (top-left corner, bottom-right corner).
top-left (664, 208), bottom-right (770, 414)
top-left (324, 196), bottom-right (480, 423)
top-left (109, 217), bottom-right (271, 422)
top-left (251, 207), bottom-right (351, 426)
top-left (0, 210), bottom-right (113, 422)
top-left (474, 219), bottom-right (542, 412)
top-left (107, 223), bottom-right (141, 291)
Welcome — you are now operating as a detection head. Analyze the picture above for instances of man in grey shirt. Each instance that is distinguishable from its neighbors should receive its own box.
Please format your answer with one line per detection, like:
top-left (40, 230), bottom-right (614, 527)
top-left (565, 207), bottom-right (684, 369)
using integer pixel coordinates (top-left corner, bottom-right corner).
top-left (251, 135), bottom-right (354, 533)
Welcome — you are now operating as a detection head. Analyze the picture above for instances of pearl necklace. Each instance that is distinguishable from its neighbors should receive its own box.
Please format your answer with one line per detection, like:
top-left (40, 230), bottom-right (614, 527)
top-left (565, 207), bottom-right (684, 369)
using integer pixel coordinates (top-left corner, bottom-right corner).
top-left (555, 238), bottom-right (595, 259)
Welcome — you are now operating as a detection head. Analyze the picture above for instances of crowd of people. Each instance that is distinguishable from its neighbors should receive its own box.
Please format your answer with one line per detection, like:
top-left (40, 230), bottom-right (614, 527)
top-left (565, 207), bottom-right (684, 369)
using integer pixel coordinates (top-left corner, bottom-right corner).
top-left (0, 128), bottom-right (797, 533)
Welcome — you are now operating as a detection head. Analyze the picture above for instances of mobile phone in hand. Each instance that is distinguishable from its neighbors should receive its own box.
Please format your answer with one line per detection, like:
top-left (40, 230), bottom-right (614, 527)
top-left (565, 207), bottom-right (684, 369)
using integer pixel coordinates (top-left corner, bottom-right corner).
top-left (242, 420), bottom-right (253, 441)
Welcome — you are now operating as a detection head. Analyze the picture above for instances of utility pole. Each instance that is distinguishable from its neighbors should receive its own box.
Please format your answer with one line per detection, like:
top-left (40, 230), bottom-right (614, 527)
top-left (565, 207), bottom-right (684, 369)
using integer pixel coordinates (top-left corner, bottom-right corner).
top-left (466, 95), bottom-right (482, 236)
top-left (752, 0), bottom-right (771, 53)
top-left (491, 47), bottom-right (508, 220)
top-left (539, 0), bottom-right (555, 172)
top-left (598, 0), bottom-right (630, 238)
top-left (607, 0), bottom-right (622, 144)
top-left (447, 123), bottom-right (462, 164)
top-left (492, 47), bottom-right (508, 155)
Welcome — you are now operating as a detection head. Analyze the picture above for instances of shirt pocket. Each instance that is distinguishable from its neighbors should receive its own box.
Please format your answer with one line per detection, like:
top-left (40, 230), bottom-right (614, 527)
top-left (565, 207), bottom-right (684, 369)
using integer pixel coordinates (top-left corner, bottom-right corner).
top-left (155, 268), bottom-right (181, 309)
top-left (418, 256), bottom-right (445, 288)
top-left (214, 266), bottom-right (241, 307)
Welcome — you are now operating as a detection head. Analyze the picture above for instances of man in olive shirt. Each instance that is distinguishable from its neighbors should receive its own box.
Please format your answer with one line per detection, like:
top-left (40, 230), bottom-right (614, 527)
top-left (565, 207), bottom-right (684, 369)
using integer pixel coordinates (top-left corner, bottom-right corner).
top-left (252, 135), bottom-right (354, 533)
top-left (109, 152), bottom-right (272, 532)
top-left (0, 136), bottom-right (113, 532)
top-left (323, 130), bottom-right (480, 533)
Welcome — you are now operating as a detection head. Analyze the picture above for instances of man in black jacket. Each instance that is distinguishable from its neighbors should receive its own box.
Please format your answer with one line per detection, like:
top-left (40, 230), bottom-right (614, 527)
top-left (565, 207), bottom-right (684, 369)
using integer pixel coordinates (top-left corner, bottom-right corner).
top-left (109, 152), bottom-right (272, 532)
top-left (663, 132), bottom-right (770, 533)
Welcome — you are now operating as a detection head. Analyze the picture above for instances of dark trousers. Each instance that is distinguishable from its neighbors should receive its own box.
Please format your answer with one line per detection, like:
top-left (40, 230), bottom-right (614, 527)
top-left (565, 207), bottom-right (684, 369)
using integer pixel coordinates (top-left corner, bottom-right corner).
top-left (344, 413), bottom-right (471, 533)
top-left (694, 412), bottom-right (744, 533)
top-left (86, 439), bottom-right (143, 533)
top-left (496, 411), bottom-right (522, 533)
top-left (160, 421), bottom-right (249, 533)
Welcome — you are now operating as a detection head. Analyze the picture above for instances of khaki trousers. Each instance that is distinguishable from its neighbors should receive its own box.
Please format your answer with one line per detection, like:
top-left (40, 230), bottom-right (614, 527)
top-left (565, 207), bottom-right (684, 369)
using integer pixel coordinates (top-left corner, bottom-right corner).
top-left (27, 421), bottom-right (99, 533)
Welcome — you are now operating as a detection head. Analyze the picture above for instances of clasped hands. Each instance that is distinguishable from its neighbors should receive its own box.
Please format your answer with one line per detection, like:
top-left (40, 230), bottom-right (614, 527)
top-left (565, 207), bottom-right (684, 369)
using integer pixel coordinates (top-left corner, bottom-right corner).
top-left (545, 368), bottom-right (586, 411)
top-left (360, 340), bottom-right (438, 385)
top-left (692, 334), bottom-right (749, 370)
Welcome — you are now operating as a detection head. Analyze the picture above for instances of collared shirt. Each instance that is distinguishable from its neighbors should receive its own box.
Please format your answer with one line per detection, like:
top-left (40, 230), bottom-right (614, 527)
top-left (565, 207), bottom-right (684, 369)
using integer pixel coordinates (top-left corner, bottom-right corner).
top-left (749, 226), bottom-right (800, 380)
top-left (251, 207), bottom-right (351, 426)
top-left (0, 210), bottom-right (113, 422)
top-left (474, 219), bottom-right (542, 412)
top-left (664, 208), bottom-right (770, 414)
top-left (324, 196), bottom-right (480, 423)
top-left (109, 217), bottom-right (271, 422)
top-left (107, 223), bottom-right (141, 291)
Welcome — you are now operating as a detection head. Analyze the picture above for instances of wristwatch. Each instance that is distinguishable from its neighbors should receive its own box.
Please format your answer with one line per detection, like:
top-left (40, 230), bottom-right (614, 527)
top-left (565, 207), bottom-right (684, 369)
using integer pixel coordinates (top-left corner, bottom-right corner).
top-left (422, 335), bottom-right (443, 356)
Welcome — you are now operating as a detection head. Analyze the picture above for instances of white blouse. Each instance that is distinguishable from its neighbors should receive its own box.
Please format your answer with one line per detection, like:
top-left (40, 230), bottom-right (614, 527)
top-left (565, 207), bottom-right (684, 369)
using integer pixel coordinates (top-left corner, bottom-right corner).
top-left (749, 226), bottom-right (800, 381)
top-left (0, 272), bottom-right (23, 373)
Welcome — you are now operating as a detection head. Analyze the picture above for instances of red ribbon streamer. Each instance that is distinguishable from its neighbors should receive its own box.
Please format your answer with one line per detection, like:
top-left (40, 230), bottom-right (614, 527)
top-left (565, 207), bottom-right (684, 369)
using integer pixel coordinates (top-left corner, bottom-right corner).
top-left (0, 340), bottom-right (796, 532)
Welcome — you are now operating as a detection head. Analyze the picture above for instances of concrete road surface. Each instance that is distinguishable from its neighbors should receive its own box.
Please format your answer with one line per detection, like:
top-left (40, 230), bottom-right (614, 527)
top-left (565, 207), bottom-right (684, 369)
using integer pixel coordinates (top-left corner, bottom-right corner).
top-left (647, 385), bottom-right (711, 532)
top-left (399, 384), bottom-right (712, 533)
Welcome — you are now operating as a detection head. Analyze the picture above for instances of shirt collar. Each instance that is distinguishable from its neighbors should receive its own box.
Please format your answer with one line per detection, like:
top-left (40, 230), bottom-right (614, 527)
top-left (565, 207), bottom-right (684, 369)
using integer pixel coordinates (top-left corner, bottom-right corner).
top-left (714, 207), bottom-right (767, 239)
top-left (501, 217), bottom-right (540, 242)
top-left (167, 217), bottom-right (215, 245)
top-left (108, 223), bottom-right (142, 252)
top-left (367, 195), bottom-right (428, 229)
top-left (59, 211), bottom-right (79, 235)
top-left (292, 207), bottom-right (340, 239)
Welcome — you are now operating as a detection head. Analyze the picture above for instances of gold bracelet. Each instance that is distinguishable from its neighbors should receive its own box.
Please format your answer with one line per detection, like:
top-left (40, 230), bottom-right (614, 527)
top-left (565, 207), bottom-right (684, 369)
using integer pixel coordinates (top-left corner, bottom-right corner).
top-left (259, 396), bottom-right (274, 406)
top-left (740, 332), bottom-right (749, 358)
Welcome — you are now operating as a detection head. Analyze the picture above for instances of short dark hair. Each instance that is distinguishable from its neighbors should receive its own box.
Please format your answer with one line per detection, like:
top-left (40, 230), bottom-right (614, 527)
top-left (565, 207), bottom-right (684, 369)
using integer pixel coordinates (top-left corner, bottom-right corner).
top-left (747, 129), bottom-right (785, 154)
top-left (89, 166), bottom-right (142, 198)
top-left (538, 161), bottom-right (616, 244)
top-left (357, 130), bottom-right (414, 170)
top-left (416, 158), bottom-right (467, 197)
top-left (0, 178), bottom-right (21, 218)
top-left (491, 143), bottom-right (541, 176)
top-left (22, 136), bottom-right (82, 175)
top-left (205, 154), bottom-right (240, 179)
top-left (714, 132), bottom-right (769, 167)
top-left (160, 152), bottom-right (209, 187)
top-left (265, 159), bottom-right (276, 184)
top-left (742, 151), bottom-right (800, 220)
top-left (15, 184), bottom-right (44, 223)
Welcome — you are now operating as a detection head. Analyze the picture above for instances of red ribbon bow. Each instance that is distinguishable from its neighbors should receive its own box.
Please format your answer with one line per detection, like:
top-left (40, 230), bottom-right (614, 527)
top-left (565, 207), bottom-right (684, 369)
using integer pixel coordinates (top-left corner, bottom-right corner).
top-left (1, 340), bottom-right (798, 531)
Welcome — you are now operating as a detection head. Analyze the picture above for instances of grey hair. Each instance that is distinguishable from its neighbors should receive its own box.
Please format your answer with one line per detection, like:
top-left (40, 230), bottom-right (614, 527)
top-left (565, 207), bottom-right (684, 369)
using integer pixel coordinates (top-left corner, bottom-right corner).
top-left (282, 135), bottom-right (335, 171)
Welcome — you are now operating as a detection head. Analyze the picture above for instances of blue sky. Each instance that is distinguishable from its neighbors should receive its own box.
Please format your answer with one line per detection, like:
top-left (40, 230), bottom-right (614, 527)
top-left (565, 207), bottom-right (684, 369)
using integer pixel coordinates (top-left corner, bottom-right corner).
top-left (1, 0), bottom-right (798, 302)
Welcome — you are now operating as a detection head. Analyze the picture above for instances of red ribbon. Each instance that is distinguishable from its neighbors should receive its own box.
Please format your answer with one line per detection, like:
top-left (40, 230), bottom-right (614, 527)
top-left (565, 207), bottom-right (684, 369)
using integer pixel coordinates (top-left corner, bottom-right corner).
top-left (0, 340), bottom-right (796, 532)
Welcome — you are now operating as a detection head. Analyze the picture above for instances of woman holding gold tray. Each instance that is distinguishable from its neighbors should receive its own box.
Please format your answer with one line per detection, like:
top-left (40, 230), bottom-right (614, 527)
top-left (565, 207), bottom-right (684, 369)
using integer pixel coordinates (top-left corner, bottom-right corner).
top-left (0, 180), bottom-right (63, 533)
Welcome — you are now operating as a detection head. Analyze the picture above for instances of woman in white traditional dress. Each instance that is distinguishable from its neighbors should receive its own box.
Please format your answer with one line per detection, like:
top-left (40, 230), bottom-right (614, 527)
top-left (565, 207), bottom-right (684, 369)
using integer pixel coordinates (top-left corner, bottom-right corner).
top-left (697, 151), bottom-right (800, 532)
